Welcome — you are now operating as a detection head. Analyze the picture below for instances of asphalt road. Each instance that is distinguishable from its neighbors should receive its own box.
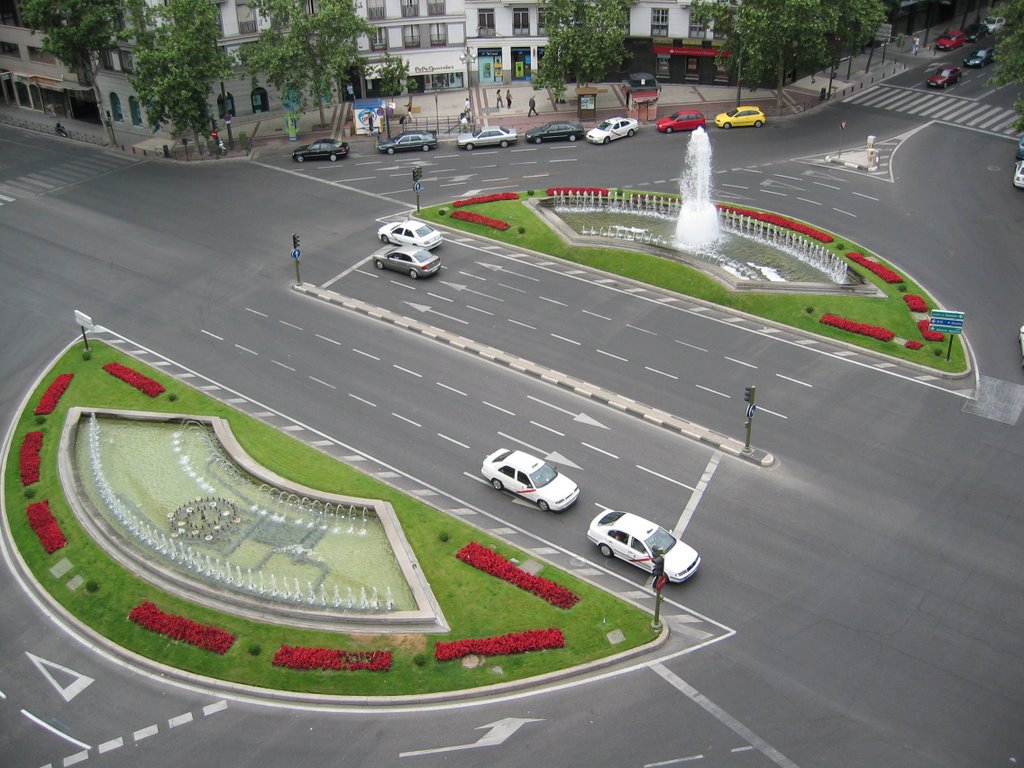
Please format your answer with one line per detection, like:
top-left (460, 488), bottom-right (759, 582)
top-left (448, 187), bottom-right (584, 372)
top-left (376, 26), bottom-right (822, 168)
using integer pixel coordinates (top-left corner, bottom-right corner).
top-left (1, 53), bottom-right (1023, 768)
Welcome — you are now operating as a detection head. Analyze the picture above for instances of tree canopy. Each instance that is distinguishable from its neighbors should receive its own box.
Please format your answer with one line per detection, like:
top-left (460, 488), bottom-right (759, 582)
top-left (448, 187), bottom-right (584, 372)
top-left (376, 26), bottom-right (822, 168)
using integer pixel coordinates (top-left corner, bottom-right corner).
top-left (19, 0), bottom-right (128, 144)
top-left (128, 0), bottom-right (231, 142)
top-left (535, 0), bottom-right (633, 99)
top-left (239, 0), bottom-right (370, 127)
top-left (368, 52), bottom-right (415, 97)
top-left (986, 0), bottom-right (1024, 131)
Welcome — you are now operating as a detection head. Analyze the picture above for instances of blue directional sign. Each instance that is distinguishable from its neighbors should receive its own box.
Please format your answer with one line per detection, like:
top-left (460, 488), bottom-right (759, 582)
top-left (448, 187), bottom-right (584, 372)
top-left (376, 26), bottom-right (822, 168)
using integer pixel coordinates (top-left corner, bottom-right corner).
top-left (414, 181), bottom-right (423, 192)
top-left (291, 249), bottom-right (301, 260)
top-left (929, 309), bottom-right (964, 335)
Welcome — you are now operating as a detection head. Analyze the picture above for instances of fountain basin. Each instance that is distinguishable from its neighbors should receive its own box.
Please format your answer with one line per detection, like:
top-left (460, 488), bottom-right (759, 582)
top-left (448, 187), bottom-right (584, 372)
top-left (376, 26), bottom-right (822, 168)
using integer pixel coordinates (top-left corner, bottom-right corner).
top-left (58, 408), bottom-right (448, 633)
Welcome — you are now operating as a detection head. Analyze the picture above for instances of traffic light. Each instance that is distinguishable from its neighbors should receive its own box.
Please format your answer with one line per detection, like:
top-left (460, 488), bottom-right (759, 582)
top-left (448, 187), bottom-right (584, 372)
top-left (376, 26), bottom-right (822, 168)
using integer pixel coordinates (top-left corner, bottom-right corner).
top-left (412, 166), bottom-right (423, 181)
top-left (651, 553), bottom-right (665, 580)
top-left (292, 232), bottom-right (299, 250)
top-left (743, 385), bottom-right (756, 404)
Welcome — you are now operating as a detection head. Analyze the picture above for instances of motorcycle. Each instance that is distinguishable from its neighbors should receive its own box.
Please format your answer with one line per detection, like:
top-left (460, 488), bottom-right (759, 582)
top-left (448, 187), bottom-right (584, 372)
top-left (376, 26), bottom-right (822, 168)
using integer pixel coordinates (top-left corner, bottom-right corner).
top-left (54, 122), bottom-right (69, 138)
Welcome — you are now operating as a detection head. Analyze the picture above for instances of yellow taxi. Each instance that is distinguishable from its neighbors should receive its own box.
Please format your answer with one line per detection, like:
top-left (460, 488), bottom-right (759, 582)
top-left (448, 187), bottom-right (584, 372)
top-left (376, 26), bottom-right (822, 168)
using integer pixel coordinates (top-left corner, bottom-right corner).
top-left (714, 106), bottom-right (767, 129)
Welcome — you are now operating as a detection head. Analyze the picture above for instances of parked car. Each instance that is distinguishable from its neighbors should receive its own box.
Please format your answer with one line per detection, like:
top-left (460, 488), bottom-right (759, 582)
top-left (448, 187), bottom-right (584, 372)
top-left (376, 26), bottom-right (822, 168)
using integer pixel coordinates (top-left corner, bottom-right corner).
top-left (370, 244), bottom-right (440, 279)
top-left (927, 65), bottom-right (963, 88)
top-left (656, 110), bottom-right (707, 133)
top-left (963, 22), bottom-right (987, 41)
top-left (291, 139), bottom-right (349, 163)
top-left (983, 15), bottom-right (1006, 34)
top-left (1019, 324), bottom-right (1024, 366)
top-left (457, 126), bottom-right (517, 150)
top-left (376, 131), bottom-right (437, 154)
top-left (480, 448), bottom-right (579, 512)
top-left (587, 510), bottom-right (701, 583)
top-left (963, 47), bottom-right (995, 67)
top-left (1014, 161), bottom-right (1024, 189)
top-left (1017, 133), bottom-right (1024, 161)
top-left (376, 220), bottom-right (443, 249)
top-left (714, 105), bottom-right (766, 129)
top-left (935, 29), bottom-right (968, 50)
top-left (525, 121), bottom-right (584, 144)
top-left (586, 117), bottom-right (639, 144)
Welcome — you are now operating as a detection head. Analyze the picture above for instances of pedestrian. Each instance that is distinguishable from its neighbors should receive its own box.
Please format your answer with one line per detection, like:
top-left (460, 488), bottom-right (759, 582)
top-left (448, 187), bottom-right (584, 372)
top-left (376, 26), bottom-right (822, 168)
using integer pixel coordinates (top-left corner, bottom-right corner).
top-left (506, 89), bottom-right (512, 109)
top-left (464, 96), bottom-right (471, 116)
top-left (528, 95), bottom-right (538, 116)
top-left (912, 34), bottom-right (920, 55)
top-left (367, 110), bottom-right (375, 134)
top-left (495, 89), bottom-right (502, 110)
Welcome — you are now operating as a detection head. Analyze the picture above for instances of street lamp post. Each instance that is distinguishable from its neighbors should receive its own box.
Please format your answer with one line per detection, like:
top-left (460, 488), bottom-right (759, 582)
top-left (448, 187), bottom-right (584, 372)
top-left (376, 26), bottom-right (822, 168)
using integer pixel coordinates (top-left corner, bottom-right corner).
top-left (459, 46), bottom-right (477, 88)
top-left (220, 81), bottom-right (235, 150)
top-left (433, 89), bottom-right (439, 132)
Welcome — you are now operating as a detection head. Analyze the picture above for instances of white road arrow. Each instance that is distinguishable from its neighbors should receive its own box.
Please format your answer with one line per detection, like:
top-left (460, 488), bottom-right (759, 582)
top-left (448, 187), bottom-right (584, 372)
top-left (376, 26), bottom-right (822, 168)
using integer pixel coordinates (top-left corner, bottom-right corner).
top-left (26, 653), bottom-right (94, 702)
top-left (439, 281), bottom-right (504, 301)
top-left (545, 450), bottom-right (581, 470)
top-left (402, 302), bottom-right (469, 325)
top-left (400, 717), bottom-right (544, 757)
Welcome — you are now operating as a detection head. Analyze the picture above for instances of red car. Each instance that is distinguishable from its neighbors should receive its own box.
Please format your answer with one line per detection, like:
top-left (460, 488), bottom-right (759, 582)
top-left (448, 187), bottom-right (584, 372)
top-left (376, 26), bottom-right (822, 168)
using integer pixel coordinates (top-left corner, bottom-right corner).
top-left (656, 110), bottom-right (707, 134)
top-left (935, 29), bottom-right (968, 50)
top-left (927, 65), bottom-right (962, 88)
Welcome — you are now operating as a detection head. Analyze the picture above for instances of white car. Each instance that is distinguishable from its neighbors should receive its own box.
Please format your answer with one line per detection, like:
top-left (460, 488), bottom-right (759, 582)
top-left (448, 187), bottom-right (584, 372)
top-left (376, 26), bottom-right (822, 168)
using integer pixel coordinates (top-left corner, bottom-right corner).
top-left (983, 15), bottom-right (1005, 33)
top-left (1014, 162), bottom-right (1024, 189)
top-left (586, 117), bottom-right (639, 145)
top-left (457, 126), bottom-right (517, 150)
top-left (1019, 325), bottom-right (1024, 367)
top-left (587, 510), bottom-right (700, 583)
top-left (377, 220), bottom-right (443, 249)
top-left (480, 448), bottom-right (580, 512)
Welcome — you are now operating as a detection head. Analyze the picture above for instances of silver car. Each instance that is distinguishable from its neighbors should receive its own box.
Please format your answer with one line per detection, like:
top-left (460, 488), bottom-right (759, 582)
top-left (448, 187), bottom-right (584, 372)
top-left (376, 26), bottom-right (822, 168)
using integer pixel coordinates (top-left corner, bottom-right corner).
top-left (371, 244), bottom-right (441, 279)
top-left (457, 126), bottom-right (517, 150)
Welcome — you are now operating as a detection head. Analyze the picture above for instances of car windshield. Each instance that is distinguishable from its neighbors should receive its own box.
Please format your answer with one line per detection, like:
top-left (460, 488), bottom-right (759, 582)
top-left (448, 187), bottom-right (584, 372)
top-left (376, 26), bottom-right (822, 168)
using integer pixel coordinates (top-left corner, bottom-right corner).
top-left (596, 121), bottom-right (613, 130)
top-left (527, 463), bottom-right (558, 488)
top-left (413, 225), bottom-right (434, 237)
top-left (644, 527), bottom-right (677, 555)
top-left (726, 108), bottom-right (740, 117)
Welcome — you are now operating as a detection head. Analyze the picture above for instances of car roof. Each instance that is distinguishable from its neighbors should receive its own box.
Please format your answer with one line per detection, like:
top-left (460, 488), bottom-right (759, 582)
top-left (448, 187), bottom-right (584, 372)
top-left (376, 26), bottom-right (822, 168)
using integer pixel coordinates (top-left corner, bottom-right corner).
top-left (492, 449), bottom-right (546, 472)
top-left (595, 511), bottom-right (663, 538)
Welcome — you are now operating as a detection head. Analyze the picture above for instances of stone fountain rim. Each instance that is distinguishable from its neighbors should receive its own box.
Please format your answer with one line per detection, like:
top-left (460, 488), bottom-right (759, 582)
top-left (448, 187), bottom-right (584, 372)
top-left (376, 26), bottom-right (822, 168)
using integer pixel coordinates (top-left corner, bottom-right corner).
top-left (58, 407), bottom-right (450, 634)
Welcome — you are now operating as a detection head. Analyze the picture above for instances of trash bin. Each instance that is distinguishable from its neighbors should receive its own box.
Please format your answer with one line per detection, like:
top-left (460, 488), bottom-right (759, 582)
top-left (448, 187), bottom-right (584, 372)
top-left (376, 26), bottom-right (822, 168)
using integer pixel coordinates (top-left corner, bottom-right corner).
top-left (820, 88), bottom-right (827, 102)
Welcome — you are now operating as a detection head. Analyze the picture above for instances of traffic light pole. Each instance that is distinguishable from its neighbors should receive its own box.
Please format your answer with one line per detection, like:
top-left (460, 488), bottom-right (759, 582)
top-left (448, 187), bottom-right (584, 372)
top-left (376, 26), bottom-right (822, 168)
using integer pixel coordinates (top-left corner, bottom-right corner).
top-left (291, 232), bottom-right (302, 285)
top-left (412, 166), bottom-right (423, 212)
top-left (743, 385), bottom-right (757, 453)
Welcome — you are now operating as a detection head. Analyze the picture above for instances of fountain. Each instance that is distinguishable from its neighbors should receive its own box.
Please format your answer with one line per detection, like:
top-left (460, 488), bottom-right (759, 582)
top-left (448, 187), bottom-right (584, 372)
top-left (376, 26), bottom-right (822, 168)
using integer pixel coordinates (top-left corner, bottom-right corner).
top-left (676, 127), bottom-right (720, 248)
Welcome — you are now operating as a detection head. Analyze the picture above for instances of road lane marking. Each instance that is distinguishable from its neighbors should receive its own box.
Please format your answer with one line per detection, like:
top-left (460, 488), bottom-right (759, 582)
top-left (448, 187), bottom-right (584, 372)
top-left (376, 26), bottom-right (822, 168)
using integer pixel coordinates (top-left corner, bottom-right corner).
top-left (21, 709), bottom-right (91, 750)
top-left (352, 348), bottom-right (380, 361)
top-left (636, 464), bottom-right (695, 491)
top-left (279, 320), bottom-right (303, 330)
top-left (309, 376), bottom-right (336, 389)
top-left (695, 384), bottom-right (729, 398)
top-left (582, 309), bottom-right (613, 321)
top-left (168, 712), bottom-right (194, 728)
top-left (530, 421), bottom-right (565, 436)
top-left (550, 333), bottom-right (581, 345)
top-left (272, 360), bottom-right (295, 371)
top-left (596, 349), bottom-right (628, 362)
top-left (438, 433), bottom-right (470, 449)
top-left (133, 724), bottom-right (158, 741)
top-left (245, 307), bottom-right (269, 317)
top-left (98, 737), bottom-right (124, 753)
top-left (483, 401), bottom-right (515, 415)
top-left (724, 356), bottom-right (757, 369)
top-left (437, 382), bottom-right (468, 396)
top-left (201, 330), bottom-right (224, 340)
top-left (581, 442), bottom-right (619, 459)
top-left (509, 318), bottom-right (537, 329)
top-left (645, 366), bottom-right (678, 380)
top-left (315, 333), bottom-right (341, 345)
top-left (393, 364), bottom-right (423, 377)
top-left (393, 412), bottom-right (422, 428)
top-left (674, 339), bottom-right (708, 352)
top-left (348, 393), bottom-right (376, 407)
top-left (675, 453), bottom-right (720, 537)
top-left (234, 344), bottom-right (258, 355)
top-left (775, 373), bottom-right (812, 387)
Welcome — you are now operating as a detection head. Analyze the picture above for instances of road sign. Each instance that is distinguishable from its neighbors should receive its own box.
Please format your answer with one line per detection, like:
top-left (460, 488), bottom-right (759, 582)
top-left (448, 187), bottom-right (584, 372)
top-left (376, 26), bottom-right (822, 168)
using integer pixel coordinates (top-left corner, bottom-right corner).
top-left (414, 181), bottom-right (422, 192)
top-left (930, 310), bottom-right (965, 321)
top-left (746, 404), bottom-right (757, 418)
top-left (929, 309), bottom-right (964, 334)
top-left (74, 310), bottom-right (93, 330)
top-left (929, 318), bottom-right (963, 328)
top-left (291, 249), bottom-right (300, 260)
top-left (654, 574), bottom-right (668, 592)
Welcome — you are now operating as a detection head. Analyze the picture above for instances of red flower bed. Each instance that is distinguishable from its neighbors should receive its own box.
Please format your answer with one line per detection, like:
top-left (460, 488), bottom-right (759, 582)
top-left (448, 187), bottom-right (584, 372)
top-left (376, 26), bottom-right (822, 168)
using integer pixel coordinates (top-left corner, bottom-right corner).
top-left (452, 192), bottom-right (520, 208)
top-left (846, 252), bottom-right (903, 284)
top-left (435, 628), bottom-right (565, 662)
top-left (546, 187), bottom-right (609, 197)
top-left (26, 501), bottom-right (66, 554)
top-left (450, 210), bottom-right (510, 231)
top-left (272, 645), bottom-right (392, 672)
top-left (103, 362), bottom-right (165, 397)
top-left (456, 542), bottom-right (580, 609)
top-left (34, 373), bottom-right (74, 415)
top-left (128, 601), bottom-right (235, 654)
top-left (717, 204), bottom-right (834, 243)
top-left (905, 340), bottom-right (924, 350)
top-left (918, 319), bottom-right (944, 342)
top-left (819, 313), bottom-right (895, 342)
top-left (902, 294), bottom-right (928, 313)
top-left (19, 431), bottom-right (43, 486)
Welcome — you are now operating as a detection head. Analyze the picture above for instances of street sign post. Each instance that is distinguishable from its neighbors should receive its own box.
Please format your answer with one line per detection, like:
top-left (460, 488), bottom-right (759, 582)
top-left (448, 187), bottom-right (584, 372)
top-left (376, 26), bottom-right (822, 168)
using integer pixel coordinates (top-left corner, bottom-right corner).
top-left (929, 310), bottom-right (964, 361)
top-left (74, 310), bottom-right (93, 351)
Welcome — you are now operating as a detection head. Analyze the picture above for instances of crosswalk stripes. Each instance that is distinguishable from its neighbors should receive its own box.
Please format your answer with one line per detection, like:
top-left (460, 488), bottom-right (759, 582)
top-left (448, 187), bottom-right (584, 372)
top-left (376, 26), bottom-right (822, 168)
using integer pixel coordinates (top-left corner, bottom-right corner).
top-left (0, 153), bottom-right (140, 205)
top-left (844, 84), bottom-right (1019, 136)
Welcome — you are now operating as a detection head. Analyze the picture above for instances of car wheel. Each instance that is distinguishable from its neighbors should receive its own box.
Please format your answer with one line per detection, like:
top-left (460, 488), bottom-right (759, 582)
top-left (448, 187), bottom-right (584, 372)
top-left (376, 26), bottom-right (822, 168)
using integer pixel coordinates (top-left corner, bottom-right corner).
top-left (374, 259), bottom-right (385, 270)
top-left (490, 478), bottom-right (504, 491)
top-left (722, 122), bottom-right (732, 129)
top-left (568, 134), bottom-right (577, 142)
top-left (465, 143), bottom-right (474, 151)
top-left (603, 136), bottom-right (610, 145)
top-left (295, 155), bottom-right (304, 163)
top-left (408, 269), bottom-right (419, 279)
top-left (379, 233), bottom-right (390, 243)
top-left (329, 154), bottom-right (337, 161)
top-left (422, 144), bottom-right (430, 151)
top-left (598, 543), bottom-right (613, 558)
top-left (499, 140), bottom-right (508, 148)
top-left (387, 147), bottom-right (395, 154)
top-left (627, 129), bottom-right (635, 137)
top-left (534, 137), bottom-right (543, 145)
top-left (537, 499), bottom-right (550, 512)
top-left (754, 120), bottom-right (763, 128)
top-left (666, 126), bottom-right (674, 134)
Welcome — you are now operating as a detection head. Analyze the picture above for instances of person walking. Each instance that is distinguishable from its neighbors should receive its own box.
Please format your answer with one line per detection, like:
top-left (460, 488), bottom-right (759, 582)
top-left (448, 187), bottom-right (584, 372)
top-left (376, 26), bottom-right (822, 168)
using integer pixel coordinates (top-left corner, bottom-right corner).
top-left (912, 34), bottom-right (920, 54)
top-left (495, 89), bottom-right (502, 110)
top-left (506, 89), bottom-right (512, 110)
top-left (528, 95), bottom-right (538, 116)
top-left (464, 96), bottom-right (471, 117)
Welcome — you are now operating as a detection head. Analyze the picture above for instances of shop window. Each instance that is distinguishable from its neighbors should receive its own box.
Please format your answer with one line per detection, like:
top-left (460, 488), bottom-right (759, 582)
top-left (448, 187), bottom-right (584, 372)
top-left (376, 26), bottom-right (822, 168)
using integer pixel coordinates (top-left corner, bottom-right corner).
top-left (217, 92), bottom-right (236, 117)
top-left (251, 87), bottom-right (269, 112)
top-left (651, 9), bottom-right (668, 38)
top-left (129, 96), bottom-right (143, 126)
top-left (109, 93), bottom-right (123, 122)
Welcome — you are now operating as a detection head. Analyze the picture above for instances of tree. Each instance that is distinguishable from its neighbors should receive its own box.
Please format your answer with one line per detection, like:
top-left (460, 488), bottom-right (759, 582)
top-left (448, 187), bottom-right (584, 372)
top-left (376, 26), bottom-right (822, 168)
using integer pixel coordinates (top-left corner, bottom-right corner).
top-left (128, 0), bottom-right (232, 144)
top-left (535, 0), bottom-right (633, 100)
top-left (368, 53), bottom-right (415, 137)
top-left (986, 0), bottom-right (1024, 131)
top-left (19, 0), bottom-right (128, 145)
top-left (239, 0), bottom-right (371, 128)
top-left (691, 0), bottom-right (884, 111)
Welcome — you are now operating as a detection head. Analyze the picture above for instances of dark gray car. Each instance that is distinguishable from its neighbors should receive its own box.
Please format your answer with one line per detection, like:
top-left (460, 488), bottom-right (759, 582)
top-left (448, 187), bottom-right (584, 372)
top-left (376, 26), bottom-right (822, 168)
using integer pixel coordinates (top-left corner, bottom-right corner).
top-left (524, 121), bottom-right (584, 144)
top-left (371, 245), bottom-right (441, 279)
top-left (376, 131), bottom-right (438, 154)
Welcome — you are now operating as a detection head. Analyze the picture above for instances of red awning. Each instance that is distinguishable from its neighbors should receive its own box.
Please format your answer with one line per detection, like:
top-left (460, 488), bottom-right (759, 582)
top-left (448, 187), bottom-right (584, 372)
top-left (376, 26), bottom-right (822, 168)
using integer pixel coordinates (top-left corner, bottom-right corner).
top-left (630, 89), bottom-right (659, 103)
top-left (653, 46), bottom-right (729, 58)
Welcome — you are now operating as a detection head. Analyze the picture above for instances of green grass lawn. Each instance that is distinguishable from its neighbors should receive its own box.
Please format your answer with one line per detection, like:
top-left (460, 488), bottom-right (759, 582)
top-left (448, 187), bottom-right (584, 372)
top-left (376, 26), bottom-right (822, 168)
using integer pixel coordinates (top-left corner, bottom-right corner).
top-left (419, 191), bottom-right (966, 373)
top-left (6, 343), bottom-right (654, 695)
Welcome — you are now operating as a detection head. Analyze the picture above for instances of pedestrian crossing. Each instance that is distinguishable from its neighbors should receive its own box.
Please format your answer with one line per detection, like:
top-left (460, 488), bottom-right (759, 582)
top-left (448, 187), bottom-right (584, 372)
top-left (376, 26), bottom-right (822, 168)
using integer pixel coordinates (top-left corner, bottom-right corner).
top-left (0, 153), bottom-right (140, 207)
top-left (844, 85), bottom-right (1020, 136)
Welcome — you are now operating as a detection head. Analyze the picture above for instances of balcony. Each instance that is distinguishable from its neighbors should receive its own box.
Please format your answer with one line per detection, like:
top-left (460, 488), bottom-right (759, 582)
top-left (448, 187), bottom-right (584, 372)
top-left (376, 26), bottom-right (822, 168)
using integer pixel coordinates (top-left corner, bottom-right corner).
top-left (367, 4), bottom-right (386, 19)
top-left (429, 34), bottom-right (447, 46)
top-left (401, 3), bottom-right (420, 18)
top-left (238, 19), bottom-right (258, 34)
top-left (370, 40), bottom-right (388, 51)
top-left (476, 27), bottom-right (496, 37)
top-left (403, 36), bottom-right (421, 48)
top-left (427, 2), bottom-right (445, 15)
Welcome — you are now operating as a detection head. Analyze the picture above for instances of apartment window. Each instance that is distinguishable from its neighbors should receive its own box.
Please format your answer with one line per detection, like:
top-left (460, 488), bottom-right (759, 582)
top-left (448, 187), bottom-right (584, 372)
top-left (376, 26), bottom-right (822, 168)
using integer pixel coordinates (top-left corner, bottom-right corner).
top-left (118, 49), bottom-right (134, 74)
top-left (367, 1), bottom-right (385, 19)
top-left (109, 92), bottom-right (123, 122)
top-left (689, 19), bottom-right (706, 38)
top-left (370, 27), bottom-right (388, 51)
top-left (402, 25), bottom-right (421, 48)
top-left (537, 9), bottom-right (547, 35)
top-left (651, 8), bottom-right (668, 38)
top-left (0, 0), bottom-right (20, 27)
top-left (513, 8), bottom-right (529, 35)
top-left (0, 41), bottom-right (19, 56)
top-left (401, 0), bottom-right (419, 18)
top-left (129, 96), bottom-right (143, 126)
top-left (478, 9), bottom-right (495, 36)
top-left (429, 23), bottom-right (447, 46)
top-left (427, 1), bottom-right (445, 15)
